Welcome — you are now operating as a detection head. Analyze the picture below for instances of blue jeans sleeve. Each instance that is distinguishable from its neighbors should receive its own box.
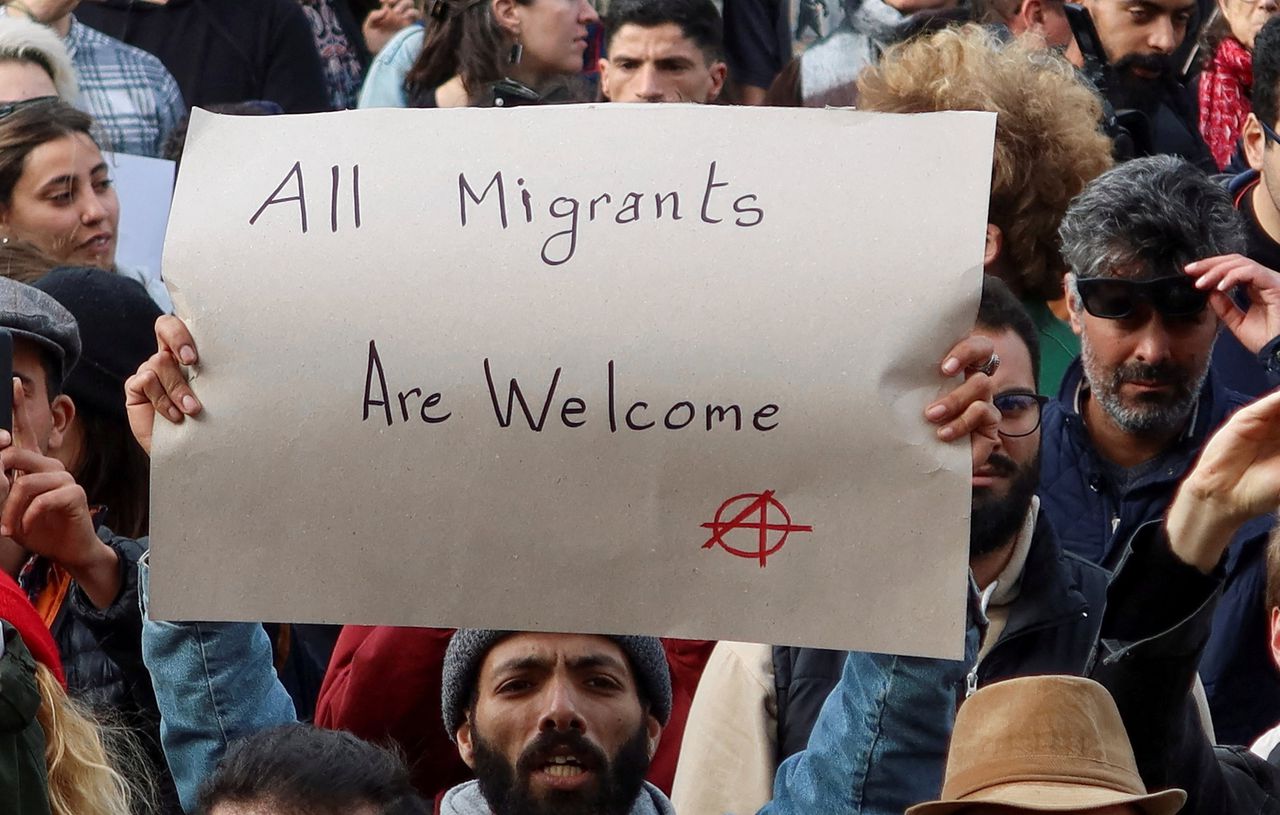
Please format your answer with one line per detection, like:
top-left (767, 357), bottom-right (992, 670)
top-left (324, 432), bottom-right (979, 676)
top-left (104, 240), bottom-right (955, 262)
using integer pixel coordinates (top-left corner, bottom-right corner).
top-left (760, 601), bottom-right (981, 815)
top-left (139, 557), bottom-right (297, 813)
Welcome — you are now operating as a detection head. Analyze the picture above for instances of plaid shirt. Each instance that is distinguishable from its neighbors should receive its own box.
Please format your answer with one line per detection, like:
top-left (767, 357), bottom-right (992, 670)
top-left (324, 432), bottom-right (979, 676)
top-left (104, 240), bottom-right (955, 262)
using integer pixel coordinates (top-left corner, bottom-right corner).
top-left (65, 17), bottom-right (186, 158)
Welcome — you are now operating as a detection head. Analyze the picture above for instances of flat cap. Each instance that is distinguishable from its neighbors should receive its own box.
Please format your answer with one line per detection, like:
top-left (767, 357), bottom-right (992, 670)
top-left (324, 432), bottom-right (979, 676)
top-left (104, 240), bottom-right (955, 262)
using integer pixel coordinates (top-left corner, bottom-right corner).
top-left (441, 630), bottom-right (672, 741)
top-left (0, 276), bottom-right (79, 388)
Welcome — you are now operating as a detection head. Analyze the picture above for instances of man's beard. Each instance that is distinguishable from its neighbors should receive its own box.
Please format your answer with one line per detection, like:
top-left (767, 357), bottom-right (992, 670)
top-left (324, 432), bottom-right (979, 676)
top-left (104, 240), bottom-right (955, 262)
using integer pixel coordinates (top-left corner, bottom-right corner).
top-left (1080, 334), bottom-right (1210, 437)
top-left (472, 725), bottom-right (651, 815)
top-left (970, 452), bottom-right (1040, 558)
top-left (1109, 52), bottom-right (1175, 113)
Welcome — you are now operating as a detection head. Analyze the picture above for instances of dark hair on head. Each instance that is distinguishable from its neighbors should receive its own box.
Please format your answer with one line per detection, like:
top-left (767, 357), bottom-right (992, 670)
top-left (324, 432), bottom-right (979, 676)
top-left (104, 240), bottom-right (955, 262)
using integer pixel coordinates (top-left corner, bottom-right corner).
top-left (74, 407), bottom-right (150, 538)
top-left (0, 98), bottom-right (96, 206)
top-left (1253, 16), bottom-right (1280, 128)
top-left (196, 725), bottom-right (431, 815)
top-left (405, 0), bottom-right (529, 103)
top-left (977, 274), bottom-right (1041, 387)
top-left (604, 0), bottom-right (725, 62)
top-left (1060, 155), bottom-right (1244, 286)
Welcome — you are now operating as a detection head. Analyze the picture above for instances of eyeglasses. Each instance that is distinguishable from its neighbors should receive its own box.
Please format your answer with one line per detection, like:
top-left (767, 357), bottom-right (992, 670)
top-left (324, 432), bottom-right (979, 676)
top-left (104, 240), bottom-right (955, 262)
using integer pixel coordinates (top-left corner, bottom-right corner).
top-left (1262, 118), bottom-right (1280, 146)
top-left (995, 391), bottom-right (1049, 438)
top-left (1074, 275), bottom-right (1209, 320)
top-left (0, 96), bottom-right (59, 120)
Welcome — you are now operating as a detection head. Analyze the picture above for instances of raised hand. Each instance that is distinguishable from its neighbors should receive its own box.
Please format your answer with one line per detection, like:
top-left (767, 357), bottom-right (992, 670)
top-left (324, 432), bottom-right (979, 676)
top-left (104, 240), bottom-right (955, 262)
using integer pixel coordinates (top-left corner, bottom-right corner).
top-left (1166, 389), bottom-right (1280, 572)
top-left (1185, 254), bottom-right (1280, 355)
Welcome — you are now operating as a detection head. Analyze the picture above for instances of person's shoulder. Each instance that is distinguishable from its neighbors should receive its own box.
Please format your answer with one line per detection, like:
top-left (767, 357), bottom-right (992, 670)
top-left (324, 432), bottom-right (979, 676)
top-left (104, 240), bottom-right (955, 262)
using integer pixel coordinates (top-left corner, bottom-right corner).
top-left (380, 23), bottom-right (425, 62)
top-left (72, 18), bottom-right (178, 83)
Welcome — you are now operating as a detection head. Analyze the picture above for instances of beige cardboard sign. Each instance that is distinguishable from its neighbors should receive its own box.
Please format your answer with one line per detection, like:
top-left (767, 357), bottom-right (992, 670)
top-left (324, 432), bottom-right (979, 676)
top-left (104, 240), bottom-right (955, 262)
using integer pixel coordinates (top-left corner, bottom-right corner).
top-left (149, 105), bottom-right (994, 659)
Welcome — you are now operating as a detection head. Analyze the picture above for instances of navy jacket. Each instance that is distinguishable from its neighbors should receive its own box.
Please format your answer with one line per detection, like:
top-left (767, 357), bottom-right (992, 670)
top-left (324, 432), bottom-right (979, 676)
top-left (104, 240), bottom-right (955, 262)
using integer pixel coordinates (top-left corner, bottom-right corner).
top-left (771, 511), bottom-right (1107, 762)
top-left (1040, 360), bottom-right (1278, 744)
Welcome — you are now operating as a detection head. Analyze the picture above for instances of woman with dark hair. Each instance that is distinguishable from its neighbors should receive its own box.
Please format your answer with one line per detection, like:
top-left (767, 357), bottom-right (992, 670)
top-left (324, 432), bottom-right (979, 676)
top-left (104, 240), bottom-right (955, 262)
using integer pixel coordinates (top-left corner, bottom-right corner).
top-left (361, 0), bottom-right (598, 107)
top-left (0, 96), bottom-right (170, 310)
top-left (1199, 0), bottom-right (1280, 170)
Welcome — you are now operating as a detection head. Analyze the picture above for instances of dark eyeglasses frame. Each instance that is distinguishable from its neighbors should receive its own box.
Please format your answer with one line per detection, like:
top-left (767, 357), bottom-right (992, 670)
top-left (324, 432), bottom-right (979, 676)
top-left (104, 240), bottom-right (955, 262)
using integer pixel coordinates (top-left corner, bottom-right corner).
top-left (994, 391), bottom-right (1049, 438)
top-left (1074, 274), bottom-right (1209, 321)
top-left (1262, 119), bottom-right (1280, 145)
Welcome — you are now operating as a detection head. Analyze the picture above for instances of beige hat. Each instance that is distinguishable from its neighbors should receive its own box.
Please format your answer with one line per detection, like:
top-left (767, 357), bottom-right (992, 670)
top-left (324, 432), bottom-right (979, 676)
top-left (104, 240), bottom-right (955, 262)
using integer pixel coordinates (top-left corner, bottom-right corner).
top-left (906, 676), bottom-right (1186, 815)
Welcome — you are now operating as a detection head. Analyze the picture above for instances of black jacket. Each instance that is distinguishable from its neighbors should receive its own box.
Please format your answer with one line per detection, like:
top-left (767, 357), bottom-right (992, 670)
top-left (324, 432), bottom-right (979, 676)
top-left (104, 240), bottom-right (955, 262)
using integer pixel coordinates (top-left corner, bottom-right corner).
top-left (1092, 521), bottom-right (1280, 813)
top-left (772, 512), bottom-right (1108, 760)
top-left (76, 0), bottom-right (330, 113)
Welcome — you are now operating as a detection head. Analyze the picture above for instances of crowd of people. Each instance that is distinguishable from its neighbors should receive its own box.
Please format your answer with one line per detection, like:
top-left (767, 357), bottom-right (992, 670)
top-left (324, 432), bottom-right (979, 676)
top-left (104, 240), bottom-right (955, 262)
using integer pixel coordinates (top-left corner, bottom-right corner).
top-left (0, 0), bottom-right (1275, 813)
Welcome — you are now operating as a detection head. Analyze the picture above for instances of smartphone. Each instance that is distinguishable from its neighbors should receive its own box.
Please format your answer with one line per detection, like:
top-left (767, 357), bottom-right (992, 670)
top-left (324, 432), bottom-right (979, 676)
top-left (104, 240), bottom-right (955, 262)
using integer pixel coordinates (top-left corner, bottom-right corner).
top-left (0, 329), bottom-right (12, 435)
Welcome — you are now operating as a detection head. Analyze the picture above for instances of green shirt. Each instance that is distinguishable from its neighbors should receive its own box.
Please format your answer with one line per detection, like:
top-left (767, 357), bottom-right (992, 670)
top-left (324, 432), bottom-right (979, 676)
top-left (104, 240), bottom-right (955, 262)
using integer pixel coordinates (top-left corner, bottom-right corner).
top-left (1024, 299), bottom-right (1079, 396)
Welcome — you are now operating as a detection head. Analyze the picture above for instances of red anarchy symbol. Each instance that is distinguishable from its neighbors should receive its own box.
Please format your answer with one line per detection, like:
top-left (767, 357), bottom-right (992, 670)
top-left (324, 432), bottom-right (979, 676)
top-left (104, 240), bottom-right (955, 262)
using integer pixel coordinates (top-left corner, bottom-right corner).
top-left (700, 490), bottom-right (813, 568)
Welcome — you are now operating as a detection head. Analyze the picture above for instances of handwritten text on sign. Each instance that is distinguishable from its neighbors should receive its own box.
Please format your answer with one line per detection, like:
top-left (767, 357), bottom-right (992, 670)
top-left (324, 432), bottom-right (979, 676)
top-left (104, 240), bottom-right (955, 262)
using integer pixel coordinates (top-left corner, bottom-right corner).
top-left (249, 161), bottom-right (763, 266)
top-left (150, 105), bottom-right (994, 659)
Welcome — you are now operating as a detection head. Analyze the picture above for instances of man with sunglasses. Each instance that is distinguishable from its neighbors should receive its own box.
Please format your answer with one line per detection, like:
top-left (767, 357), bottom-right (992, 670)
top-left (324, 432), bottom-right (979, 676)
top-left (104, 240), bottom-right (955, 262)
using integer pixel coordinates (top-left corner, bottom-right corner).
top-left (1047, 154), bottom-right (1278, 746)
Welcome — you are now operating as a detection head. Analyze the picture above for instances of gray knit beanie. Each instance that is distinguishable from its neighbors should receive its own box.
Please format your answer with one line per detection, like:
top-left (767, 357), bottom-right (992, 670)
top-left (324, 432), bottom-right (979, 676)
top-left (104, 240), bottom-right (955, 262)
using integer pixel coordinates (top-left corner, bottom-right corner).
top-left (441, 630), bottom-right (672, 741)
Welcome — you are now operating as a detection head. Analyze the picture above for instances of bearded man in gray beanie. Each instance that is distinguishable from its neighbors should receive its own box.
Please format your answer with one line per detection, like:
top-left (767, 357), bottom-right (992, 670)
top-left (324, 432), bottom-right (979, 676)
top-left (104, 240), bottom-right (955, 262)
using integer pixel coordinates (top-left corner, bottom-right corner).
top-left (439, 629), bottom-right (675, 815)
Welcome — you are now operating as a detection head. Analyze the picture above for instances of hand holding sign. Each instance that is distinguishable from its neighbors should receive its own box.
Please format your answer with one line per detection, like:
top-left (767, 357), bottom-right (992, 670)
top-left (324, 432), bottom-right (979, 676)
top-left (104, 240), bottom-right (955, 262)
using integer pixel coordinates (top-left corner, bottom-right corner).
top-left (927, 333), bottom-right (1000, 471)
top-left (149, 106), bottom-right (996, 655)
top-left (131, 315), bottom-right (1002, 488)
top-left (125, 315), bottom-right (202, 456)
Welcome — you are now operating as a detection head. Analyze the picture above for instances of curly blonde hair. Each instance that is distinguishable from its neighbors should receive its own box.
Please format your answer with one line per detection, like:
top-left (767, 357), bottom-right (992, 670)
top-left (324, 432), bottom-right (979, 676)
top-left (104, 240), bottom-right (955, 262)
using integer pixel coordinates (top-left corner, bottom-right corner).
top-left (857, 25), bottom-right (1114, 301)
top-left (35, 662), bottom-right (148, 815)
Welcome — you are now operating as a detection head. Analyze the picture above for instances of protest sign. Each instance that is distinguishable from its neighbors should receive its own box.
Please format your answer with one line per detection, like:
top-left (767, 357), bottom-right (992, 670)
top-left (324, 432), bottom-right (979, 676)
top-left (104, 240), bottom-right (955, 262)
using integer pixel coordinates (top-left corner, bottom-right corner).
top-left (150, 105), bottom-right (994, 659)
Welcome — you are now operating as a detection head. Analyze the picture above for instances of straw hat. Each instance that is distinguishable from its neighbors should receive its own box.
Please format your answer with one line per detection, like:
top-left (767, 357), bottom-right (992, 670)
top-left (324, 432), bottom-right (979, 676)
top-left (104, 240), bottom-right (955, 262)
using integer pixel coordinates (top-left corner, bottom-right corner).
top-left (906, 676), bottom-right (1186, 815)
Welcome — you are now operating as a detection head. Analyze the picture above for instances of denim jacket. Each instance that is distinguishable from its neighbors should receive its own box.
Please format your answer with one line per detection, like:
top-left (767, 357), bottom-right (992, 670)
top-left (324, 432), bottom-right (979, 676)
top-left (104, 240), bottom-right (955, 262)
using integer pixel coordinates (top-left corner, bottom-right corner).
top-left (139, 556), bottom-right (297, 812)
top-left (759, 584), bottom-right (983, 815)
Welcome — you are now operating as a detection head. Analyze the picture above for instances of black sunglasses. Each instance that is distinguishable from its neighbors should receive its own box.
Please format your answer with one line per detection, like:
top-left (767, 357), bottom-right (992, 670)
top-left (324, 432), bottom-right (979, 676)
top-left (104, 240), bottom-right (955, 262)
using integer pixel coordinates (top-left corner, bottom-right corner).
top-left (1075, 275), bottom-right (1209, 320)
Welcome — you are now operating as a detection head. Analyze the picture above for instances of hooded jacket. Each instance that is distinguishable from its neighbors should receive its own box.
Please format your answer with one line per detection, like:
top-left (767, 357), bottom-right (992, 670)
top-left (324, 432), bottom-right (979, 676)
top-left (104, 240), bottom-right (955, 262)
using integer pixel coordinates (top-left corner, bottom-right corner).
top-left (1039, 360), bottom-right (1278, 744)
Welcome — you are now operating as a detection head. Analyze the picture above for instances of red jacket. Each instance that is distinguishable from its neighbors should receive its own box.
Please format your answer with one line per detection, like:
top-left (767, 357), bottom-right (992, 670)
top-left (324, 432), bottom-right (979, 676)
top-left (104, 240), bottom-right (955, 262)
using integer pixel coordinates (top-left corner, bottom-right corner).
top-left (316, 626), bottom-right (714, 797)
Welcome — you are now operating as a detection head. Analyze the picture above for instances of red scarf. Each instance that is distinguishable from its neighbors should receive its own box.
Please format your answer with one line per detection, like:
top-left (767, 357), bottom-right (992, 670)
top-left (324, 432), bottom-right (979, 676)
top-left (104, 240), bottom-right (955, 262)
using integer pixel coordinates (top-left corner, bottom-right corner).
top-left (1200, 36), bottom-right (1254, 170)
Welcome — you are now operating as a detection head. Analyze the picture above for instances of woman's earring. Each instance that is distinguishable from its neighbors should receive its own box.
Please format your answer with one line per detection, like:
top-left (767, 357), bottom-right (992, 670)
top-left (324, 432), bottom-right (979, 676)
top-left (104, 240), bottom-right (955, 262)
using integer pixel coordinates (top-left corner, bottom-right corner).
top-left (508, 39), bottom-right (523, 65)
